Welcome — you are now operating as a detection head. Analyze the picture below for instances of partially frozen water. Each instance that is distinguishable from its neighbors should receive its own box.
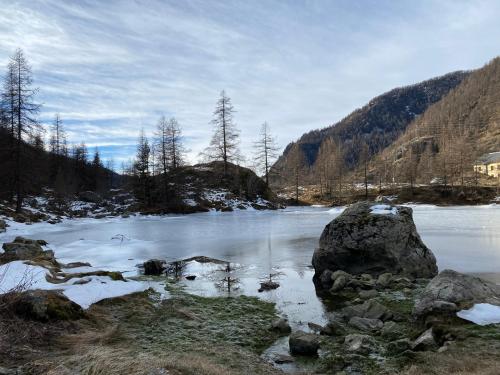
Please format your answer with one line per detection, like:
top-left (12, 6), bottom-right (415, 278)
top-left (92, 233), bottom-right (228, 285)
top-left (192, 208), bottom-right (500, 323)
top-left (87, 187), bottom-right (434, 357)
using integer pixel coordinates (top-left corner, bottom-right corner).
top-left (1, 205), bottom-right (500, 330)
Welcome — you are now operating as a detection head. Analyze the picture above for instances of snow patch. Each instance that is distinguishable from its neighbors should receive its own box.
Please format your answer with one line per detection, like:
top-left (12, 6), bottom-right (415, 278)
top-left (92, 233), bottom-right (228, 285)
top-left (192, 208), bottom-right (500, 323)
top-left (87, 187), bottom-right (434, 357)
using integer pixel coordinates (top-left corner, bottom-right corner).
top-left (370, 204), bottom-right (398, 215)
top-left (457, 303), bottom-right (500, 325)
top-left (0, 261), bottom-right (167, 309)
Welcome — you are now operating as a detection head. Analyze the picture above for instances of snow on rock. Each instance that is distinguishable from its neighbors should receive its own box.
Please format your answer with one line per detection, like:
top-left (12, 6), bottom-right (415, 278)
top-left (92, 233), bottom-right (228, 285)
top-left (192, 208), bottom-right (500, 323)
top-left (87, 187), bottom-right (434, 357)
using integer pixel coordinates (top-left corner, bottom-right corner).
top-left (0, 260), bottom-right (167, 309)
top-left (457, 303), bottom-right (500, 325)
top-left (370, 204), bottom-right (398, 215)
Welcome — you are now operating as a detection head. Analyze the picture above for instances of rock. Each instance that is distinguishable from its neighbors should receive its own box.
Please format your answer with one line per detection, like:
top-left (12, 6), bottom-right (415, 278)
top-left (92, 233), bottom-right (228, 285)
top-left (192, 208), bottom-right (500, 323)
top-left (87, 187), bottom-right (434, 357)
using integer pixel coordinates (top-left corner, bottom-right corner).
top-left (348, 317), bottom-right (383, 332)
top-left (13, 290), bottom-right (84, 321)
top-left (312, 202), bottom-right (438, 283)
top-left (259, 280), bottom-right (280, 292)
top-left (381, 321), bottom-right (403, 340)
top-left (330, 275), bottom-right (348, 292)
top-left (289, 330), bottom-right (320, 355)
top-left (271, 318), bottom-right (291, 334)
top-left (319, 269), bottom-right (334, 289)
top-left (143, 259), bottom-right (166, 275)
top-left (0, 237), bottom-right (56, 264)
top-left (413, 270), bottom-right (500, 320)
top-left (377, 273), bottom-right (393, 288)
top-left (185, 275), bottom-right (196, 280)
top-left (274, 354), bottom-right (295, 364)
top-left (0, 219), bottom-right (6, 233)
top-left (65, 261), bottom-right (92, 268)
top-left (387, 339), bottom-right (412, 355)
top-left (307, 322), bottom-right (323, 333)
top-left (320, 320), bottom-right (346, 336)
top-left (341, 299), bottom-right (392, 321)
top-left (411, 328), bottom-right (438, 351)
top-left (332, 270), bottom-right (352, 282)
top-left (0, 367), bottom-right (17, 375)
top-left (344, 334), bottom-right (378, 354)
top-left (358, 289), bottom-right (378, 300)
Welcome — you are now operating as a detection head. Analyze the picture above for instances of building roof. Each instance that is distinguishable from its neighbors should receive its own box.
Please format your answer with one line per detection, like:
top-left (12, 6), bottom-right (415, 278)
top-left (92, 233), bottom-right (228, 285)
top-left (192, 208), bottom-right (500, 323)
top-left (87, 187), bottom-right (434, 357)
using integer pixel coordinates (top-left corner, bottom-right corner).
top-left (476, 152), bottom-right (500, 164)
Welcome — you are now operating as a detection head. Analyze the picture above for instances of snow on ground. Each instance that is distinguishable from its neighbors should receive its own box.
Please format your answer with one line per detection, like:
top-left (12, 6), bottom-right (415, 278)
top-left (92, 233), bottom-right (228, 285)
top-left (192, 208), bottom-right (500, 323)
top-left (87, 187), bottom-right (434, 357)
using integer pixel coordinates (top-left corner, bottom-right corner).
top-left (0, 260), bottom-right (167, 309)
top-left (370, 204), bottom-right (398, 215)
top-left (457, 303), bottom-right (500, 325)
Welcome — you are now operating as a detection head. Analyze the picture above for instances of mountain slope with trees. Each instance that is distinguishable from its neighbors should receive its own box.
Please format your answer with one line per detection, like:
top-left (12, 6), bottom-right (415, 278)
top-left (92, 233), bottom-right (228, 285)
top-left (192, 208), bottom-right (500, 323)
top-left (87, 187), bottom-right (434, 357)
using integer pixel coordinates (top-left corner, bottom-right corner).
top-left (271, 71), bottom-right (470, 190)
top-left (372, 57), bottom-right (500, 187)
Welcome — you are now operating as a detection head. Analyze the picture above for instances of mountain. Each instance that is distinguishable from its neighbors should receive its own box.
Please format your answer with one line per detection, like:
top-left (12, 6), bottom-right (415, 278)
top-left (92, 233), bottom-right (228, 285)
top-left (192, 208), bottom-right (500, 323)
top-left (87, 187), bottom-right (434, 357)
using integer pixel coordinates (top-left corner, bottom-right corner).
top-left (270, 71), bottom-right (470, 187)
top-left (373, 57), bottom-right (500, 185)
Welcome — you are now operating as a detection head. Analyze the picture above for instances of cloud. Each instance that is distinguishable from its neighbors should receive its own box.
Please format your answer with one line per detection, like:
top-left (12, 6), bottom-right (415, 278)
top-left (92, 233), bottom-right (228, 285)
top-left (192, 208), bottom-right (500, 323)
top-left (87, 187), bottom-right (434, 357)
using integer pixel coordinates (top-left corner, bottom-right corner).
top-left (1, 0), bottom-right (499, 165)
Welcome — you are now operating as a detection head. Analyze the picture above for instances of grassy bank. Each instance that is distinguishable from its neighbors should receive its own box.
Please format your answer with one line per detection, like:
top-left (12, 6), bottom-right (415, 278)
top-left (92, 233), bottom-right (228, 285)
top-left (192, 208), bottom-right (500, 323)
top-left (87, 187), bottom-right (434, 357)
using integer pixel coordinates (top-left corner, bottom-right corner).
top-left (2, 288), bottom-right (284, 375)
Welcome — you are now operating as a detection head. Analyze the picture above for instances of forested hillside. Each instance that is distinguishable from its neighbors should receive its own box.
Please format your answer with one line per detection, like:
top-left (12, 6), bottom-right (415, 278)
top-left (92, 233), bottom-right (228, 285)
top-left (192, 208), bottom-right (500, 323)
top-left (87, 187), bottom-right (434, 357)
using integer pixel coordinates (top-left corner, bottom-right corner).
top-left (271, 71), bottom-right (469, 188)
top-left (373, 57), bottom-right (500, 186)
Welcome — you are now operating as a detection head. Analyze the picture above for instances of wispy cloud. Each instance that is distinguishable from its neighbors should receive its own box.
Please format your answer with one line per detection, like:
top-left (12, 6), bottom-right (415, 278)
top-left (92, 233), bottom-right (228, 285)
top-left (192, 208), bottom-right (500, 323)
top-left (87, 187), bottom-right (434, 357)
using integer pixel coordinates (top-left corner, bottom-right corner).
top-left (0, 0), bottom-right (499, 164)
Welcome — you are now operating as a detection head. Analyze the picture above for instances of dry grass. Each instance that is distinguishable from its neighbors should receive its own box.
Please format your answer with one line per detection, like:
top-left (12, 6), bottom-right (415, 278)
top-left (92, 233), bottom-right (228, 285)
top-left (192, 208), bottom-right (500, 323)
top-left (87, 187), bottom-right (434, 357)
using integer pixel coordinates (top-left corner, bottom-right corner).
top-left (399, 350), bottom-right (500, 375)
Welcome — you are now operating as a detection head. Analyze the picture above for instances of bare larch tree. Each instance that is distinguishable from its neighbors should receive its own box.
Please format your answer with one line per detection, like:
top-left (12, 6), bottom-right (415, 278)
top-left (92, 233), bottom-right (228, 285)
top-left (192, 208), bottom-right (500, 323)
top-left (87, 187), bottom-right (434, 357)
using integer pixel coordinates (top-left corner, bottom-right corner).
top-left (6, 49), bottom-right (41, 212)
top-left (206, 90), bottom-right (240, 175)
top-left (253, 122), bottom-right (279, 186)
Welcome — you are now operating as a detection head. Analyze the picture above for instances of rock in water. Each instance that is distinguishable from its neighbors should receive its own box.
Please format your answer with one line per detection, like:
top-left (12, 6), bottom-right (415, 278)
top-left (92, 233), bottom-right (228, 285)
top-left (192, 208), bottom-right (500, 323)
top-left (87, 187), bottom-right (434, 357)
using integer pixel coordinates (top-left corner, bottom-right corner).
top-left (143, 259), bottom-right (166, 275)
top-left (289, 330), bottom-right (320, 355)
top-left (413, 269), bottom-right (500, 320)
top-left (0, 219), bottom-right (6, 233)
top-left (312, 202), bottom-right (437, 283)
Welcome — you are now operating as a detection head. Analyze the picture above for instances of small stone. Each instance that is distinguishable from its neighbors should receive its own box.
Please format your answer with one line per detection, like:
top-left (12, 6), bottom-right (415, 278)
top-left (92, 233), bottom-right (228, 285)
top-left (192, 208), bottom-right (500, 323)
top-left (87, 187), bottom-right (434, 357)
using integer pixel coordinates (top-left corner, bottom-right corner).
top-left (289, 330), bottom-right (320, 356)
top-left (330, 275), bottom-right (348, 292)
top-left (411, 328), bottom-right (438, 351)
top-left (377, 273), bottom-right (393, 287)
top-left (387, 339), bottom-right (412, 355)
top-left (274, 354), bottom-right (295, 364)
top-left (307, 322), bottom-right (323, 333)
top-left (344, 334), bottom-right (378, 355)
top-left (320, 320), bottom-right (346, 336)
top-left (381, 321), bottom-right (403, 340)
top-left (271, 318), bottom-right (291, 334)
top-left (358, 289), bottom-right (378, 300)
top-left (348, 317), bottom-right (383, 332)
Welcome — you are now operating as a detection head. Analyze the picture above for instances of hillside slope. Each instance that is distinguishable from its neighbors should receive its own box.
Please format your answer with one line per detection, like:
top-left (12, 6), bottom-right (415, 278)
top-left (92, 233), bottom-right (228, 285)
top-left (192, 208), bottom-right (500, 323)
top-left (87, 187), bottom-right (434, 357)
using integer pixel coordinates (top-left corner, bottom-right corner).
top-left (271, 71), bottom-right (469, 187)
top-left (374, 57), bottom-right (500, 185)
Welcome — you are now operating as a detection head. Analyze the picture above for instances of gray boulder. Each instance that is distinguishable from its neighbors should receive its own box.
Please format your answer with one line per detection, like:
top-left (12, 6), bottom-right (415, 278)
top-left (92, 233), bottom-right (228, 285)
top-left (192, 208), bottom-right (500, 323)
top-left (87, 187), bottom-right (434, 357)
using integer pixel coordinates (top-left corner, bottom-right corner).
top-left (0, 237), bottom-right (55, 264)
top-left (387, 338), bottom-right (412, 355)
top-left (413, 269), bottom-right (500, 319)
top-left (312, 202), bottom-right (438, 283)
top-left (289, 330), bottom-right (320, 355)
top-left (0, 219), bottom-right (6, 233)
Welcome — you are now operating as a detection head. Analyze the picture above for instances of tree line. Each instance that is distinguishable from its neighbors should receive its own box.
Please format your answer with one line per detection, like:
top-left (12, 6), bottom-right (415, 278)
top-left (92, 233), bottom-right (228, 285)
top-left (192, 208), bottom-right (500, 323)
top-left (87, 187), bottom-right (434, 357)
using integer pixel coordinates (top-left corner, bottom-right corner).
top-left (0, 49), bottom-right (116, 212)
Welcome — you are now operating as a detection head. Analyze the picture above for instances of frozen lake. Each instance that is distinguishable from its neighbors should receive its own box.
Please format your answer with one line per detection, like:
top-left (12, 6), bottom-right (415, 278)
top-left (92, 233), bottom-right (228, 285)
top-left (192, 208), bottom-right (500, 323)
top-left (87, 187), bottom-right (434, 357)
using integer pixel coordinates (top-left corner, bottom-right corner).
top-left (1, 204), bottom-right (500, 331)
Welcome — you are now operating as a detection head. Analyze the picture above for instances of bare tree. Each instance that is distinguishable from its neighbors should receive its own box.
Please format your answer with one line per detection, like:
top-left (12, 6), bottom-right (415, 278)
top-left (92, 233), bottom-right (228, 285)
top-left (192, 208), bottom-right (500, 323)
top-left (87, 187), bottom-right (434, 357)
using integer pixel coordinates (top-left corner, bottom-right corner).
top-left (206, 90), bottom-right (240, 174)
top-left (49, 113), bottom-right (67, 156)
top-left (5, 49), bottom-right (41, 212)
top-left (253, 122), bottom-right (279, 186)
top-left (133, 129), bottom-right (151, 205)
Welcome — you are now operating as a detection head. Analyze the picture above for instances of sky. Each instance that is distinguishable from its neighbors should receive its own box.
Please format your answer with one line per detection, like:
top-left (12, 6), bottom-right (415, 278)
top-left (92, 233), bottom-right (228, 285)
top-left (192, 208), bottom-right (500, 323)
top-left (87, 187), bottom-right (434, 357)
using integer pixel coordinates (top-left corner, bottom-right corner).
top-left (0, 0), bottom-right (499, 168)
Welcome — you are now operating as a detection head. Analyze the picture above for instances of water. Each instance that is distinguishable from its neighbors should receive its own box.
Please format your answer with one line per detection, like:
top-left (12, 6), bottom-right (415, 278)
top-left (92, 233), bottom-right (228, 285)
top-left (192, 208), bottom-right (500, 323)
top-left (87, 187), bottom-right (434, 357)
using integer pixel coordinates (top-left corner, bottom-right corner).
top-left (2, 205), bottom-right (500, 370)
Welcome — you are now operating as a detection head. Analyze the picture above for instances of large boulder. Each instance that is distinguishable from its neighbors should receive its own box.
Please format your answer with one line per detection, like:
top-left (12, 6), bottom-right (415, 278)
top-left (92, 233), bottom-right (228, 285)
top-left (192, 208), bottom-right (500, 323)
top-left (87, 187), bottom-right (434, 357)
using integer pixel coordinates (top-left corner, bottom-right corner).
top-left (413, 269), bottom-right (500, 320)
top-left (0, 237), bottom-right (55, 264)
top-left (12, 290), bottom-right (84, 321)
top-left (312, 202), bottom-right (437, 283)
top-left (143, 259), bottom-right (166, 275)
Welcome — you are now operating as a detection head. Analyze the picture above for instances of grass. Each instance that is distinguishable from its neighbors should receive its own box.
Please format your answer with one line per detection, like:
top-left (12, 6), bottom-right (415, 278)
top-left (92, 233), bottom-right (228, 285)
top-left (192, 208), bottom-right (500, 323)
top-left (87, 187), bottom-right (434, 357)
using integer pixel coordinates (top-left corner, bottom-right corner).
top-left (9, 288), bottom-right (284, 375)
